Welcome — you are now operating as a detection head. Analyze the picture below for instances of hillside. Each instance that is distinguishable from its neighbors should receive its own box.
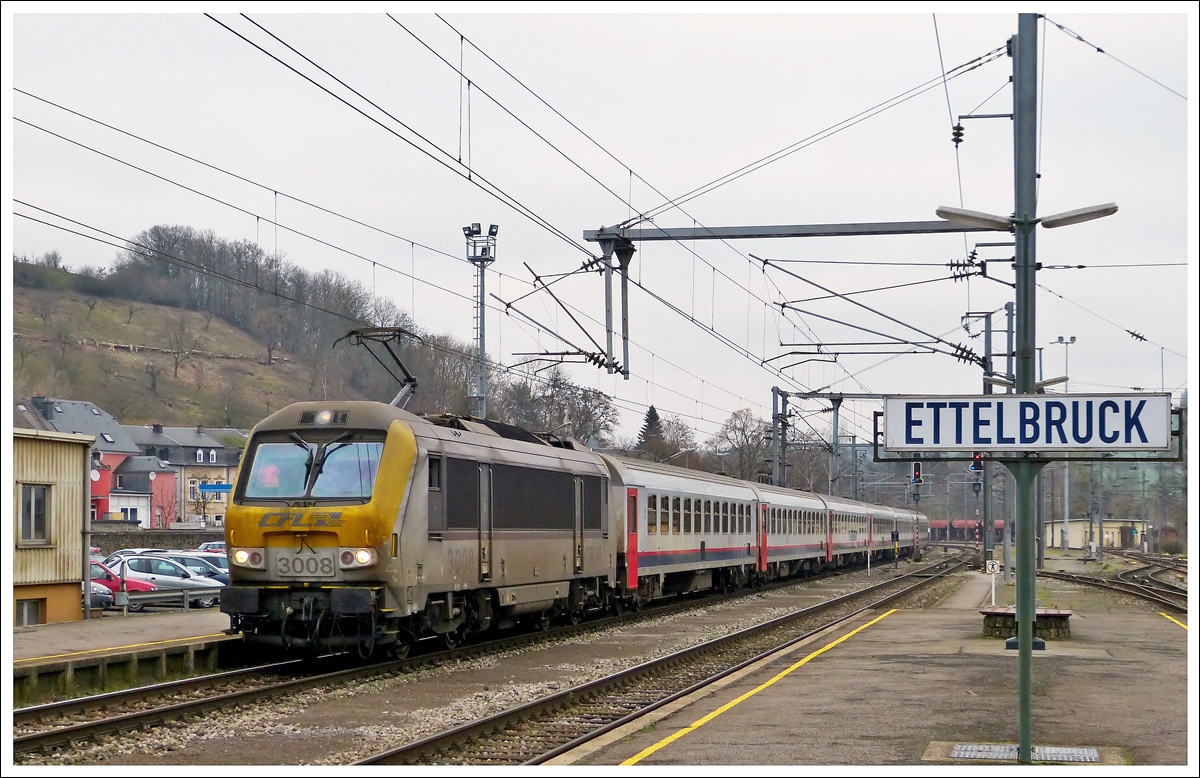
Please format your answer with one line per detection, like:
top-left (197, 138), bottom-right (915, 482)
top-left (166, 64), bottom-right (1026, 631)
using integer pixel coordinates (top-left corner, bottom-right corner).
top-left (13, 287), bottom-right (370, 429)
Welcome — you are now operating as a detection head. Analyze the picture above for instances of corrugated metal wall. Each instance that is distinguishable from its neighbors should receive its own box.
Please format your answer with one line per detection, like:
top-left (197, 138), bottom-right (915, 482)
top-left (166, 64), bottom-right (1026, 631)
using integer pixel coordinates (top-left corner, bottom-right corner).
top-left (14, 435), bottom-right (87, 585)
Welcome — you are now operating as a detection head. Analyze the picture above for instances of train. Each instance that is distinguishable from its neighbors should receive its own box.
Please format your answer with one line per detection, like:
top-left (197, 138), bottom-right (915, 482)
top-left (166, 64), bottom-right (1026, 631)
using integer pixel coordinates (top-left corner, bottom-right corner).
top-left (220, 400), bottom-right (929, 656)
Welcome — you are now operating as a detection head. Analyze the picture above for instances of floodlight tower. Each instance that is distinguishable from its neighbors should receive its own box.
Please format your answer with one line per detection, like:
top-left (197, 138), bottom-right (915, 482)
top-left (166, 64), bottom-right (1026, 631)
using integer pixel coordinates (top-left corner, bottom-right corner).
top-left (464, 223), bottom-right (499, 418)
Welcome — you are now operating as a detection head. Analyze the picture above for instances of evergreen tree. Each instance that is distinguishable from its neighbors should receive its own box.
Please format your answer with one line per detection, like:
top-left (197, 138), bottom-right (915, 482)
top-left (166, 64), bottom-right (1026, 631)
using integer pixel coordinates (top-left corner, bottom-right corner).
top-left (638, 405), bottom-right (664, 449)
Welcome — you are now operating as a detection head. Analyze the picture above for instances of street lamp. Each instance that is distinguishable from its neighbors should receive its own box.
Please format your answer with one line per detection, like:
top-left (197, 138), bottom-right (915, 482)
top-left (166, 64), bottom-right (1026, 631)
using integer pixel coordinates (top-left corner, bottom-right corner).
top-left (1053, 335), bottom-right (1076, 394)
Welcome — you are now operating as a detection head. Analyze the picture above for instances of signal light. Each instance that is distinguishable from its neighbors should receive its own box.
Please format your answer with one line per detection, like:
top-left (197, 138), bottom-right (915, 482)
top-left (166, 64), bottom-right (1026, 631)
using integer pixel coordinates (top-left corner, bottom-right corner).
top-left (970, 452), bottom-right (983, 472)
top-left (911, 460), bottom-right (923, 485)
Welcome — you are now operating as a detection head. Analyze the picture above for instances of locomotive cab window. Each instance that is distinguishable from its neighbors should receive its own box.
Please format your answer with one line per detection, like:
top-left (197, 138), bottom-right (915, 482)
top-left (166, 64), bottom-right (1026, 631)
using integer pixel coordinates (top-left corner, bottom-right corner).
top-left (238, 430), bottom-right (385, 504)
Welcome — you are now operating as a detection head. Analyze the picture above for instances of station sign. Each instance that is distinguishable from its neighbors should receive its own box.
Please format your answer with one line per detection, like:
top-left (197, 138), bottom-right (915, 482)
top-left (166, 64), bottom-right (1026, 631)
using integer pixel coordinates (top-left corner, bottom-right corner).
top-left (883, 393), bottom-right (1172, 453)
top-left (198, 483), bottom-right (233, 493)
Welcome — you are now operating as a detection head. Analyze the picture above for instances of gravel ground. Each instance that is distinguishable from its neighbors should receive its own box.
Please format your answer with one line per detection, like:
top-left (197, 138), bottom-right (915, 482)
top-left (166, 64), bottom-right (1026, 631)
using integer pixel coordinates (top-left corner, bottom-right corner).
top-left (20, 564), bottom-right (921, 767)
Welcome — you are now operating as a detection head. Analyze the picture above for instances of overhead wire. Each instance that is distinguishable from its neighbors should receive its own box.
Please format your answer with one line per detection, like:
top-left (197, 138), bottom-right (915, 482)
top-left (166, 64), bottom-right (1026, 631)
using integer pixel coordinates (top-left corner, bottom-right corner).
top-left (205, 13), bottom-right (596, 260)
top-left (1042, 15), bottom-right (1187, 100)
top-left (629, 45), bottom-right (1008, 225)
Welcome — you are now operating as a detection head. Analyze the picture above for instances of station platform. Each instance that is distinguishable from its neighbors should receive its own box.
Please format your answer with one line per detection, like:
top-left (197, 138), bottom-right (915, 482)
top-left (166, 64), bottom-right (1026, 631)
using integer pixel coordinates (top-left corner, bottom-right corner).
top-left (13, 609), bottom-right (239, 706)
top-left (557, 569), bottom-right (1190, 766)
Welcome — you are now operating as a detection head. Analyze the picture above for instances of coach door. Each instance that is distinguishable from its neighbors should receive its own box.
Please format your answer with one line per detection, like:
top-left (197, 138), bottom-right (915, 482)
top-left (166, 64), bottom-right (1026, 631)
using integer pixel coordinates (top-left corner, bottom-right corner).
top-left (478, 463), bottom-right (492, 582)
top-left (626, 488), bottom-right (638, 589)
top-left (757, 503), bottom-right (768, 573)
top-left (573, 476), bottom-right (584, 573)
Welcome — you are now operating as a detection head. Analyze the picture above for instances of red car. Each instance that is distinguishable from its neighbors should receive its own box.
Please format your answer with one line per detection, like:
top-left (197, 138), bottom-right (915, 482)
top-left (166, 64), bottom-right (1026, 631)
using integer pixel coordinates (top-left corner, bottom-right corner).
top-left (89, 561), bottom-right (157, 612)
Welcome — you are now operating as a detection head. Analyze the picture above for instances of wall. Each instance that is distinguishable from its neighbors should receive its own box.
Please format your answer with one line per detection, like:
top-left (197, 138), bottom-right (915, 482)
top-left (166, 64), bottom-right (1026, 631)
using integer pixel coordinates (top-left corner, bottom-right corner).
top-left (14, 430), bottom-right (91, 586)
top-left (14, 582), bottom-right (83, 624)
top-left (90, 527), bottom-right (226, 556)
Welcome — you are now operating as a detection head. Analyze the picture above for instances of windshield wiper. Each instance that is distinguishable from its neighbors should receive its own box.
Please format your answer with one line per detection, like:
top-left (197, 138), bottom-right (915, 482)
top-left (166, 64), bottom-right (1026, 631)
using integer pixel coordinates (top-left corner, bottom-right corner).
top-left (304, 432), bottom-right (353, 494)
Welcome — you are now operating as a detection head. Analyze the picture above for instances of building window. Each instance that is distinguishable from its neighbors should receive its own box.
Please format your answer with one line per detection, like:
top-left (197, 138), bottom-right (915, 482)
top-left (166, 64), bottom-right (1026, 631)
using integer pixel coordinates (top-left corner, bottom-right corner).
top-left (196, 449), bottom-right (204, 463)
top-left (209, 449), bottom-right (217, 463)
top-left (91, 504), bottom-right (98, 522)
top-left (213, 514), bottom-right (224, 525)
top-left (189, 480), bottom-right (198, 501)
top-left (101, 433), bottom-right (114, 443)
top-left (20, 484), bottom-right (50, 544)
top-left (214, 480), bottom-right (226, 502)
top-left (16, 599), bottom-right (45, 627)
top-left (115, 474), bottom-right (124, 489)
top-left (121, 507), bottom-right (138, 522)
top-left (156, 506), bottom-right (163, 526)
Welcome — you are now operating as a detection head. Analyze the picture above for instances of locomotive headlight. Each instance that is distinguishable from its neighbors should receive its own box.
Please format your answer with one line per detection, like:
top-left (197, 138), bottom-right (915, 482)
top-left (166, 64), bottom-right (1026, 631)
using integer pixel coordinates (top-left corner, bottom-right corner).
top-left (339, 547), bottom-right (377, 569)
top-left (231, 547), bottom-right (265, 569)
top-left (315, 410), bottom-right (333, 425)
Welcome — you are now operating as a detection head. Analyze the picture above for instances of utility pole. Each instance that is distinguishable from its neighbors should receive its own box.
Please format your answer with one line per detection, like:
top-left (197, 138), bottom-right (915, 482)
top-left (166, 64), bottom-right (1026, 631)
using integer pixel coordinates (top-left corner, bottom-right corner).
top-left (829, 397), bottom-right (842, 496)
top-left (1009, 14), bottom-right (1045, 763)
top-left (1003, 300), bottom-right (1015, 583)
top-left (983, 311), bottom-right (995, 565)
top-left (464, 223), bottom-right (498, 418)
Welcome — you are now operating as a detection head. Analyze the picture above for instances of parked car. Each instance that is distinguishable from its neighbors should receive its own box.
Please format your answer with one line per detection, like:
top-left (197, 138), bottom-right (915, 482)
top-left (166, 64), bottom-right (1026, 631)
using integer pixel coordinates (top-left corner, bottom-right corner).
top-left (85, 580), bottom-right (113, 610)
top-left (106, 555), bottom-right (225, 607)
top-left (103, 548), bottom-right (168, 569)
top-left (197, 541), bottom-right (226, 553)
top-left (89, 561), bottom-right (157, 612)
top-left (173, 551), bottom-right (228, 574)
top-left (158, 552), bottom-right (231, 586)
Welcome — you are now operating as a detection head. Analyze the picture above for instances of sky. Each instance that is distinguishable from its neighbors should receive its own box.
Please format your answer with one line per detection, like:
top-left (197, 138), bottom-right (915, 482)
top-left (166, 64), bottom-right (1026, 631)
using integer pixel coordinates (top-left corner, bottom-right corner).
top-left (4, 4), bottom-right (1197, 449)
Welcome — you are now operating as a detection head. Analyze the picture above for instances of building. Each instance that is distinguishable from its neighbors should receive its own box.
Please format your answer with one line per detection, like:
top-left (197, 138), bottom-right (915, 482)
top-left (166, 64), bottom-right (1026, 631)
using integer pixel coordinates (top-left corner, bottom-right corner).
top-left (123, 423), bottom-right (242, 526)
top-left (109, 455), bottom-right (178, 529)
top-left (24, 396), bottom-right (141, 523)
top-left (13, 427), bottom-right (95, 626)
top-left (1058, 516), bottom-right (1149, 552)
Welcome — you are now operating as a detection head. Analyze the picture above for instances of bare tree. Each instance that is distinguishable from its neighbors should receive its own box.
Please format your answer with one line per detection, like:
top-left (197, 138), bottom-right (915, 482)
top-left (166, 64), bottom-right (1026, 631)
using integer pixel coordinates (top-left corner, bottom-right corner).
top-left (54, 327), bottom-right (72, 360)
top-left (709, 408), bottom-right (771, 481)
top-left (33, 293), bottom-right (55, 325)
top-left (145, 360), bottom-right (162, 394)
top-left (193, 361), bottom-right (206, 391)
top-left (84, 297), bottom-right (98, 318)
top-left (163, 313), bottom-right (204, 377)
top-left (99, 359), bottom-right (117, 384)
top-left (126, 304), bottom-right (138, 325)
top-left (15, 336), bottom-right (35, 370)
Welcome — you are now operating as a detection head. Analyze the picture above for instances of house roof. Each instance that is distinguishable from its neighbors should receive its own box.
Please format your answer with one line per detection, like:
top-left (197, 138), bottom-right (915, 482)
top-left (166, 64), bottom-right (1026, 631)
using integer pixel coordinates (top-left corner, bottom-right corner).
top-left (115, 456), bottom-right (175, 474)
top-left (14, 401), bottom-right (56, 431)
top-left (125, 425), bottom-right (229, 450)
top-left (26, 397), bottom-right (141, 453)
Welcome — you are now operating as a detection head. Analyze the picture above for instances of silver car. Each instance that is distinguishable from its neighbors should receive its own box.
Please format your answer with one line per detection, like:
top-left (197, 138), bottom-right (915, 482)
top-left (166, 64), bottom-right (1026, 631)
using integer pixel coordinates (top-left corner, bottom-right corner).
top-left (159, 553), bottom-right (231, 585)
top-left (108, 555), bottom-right (225, 608)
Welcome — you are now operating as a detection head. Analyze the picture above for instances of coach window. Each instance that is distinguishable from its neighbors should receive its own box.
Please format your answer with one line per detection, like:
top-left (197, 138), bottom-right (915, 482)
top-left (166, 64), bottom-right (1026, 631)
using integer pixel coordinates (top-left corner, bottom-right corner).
top-left (683, 498), bottom-right (692, 534)
top-left (647, 495), bottom-right (657, 534)
top-left (670, 497), bottom-right (680, 534)
top-left (733, 504), bottom-right (740, 534)
top-left (703, 500), bottom-right (711, 534)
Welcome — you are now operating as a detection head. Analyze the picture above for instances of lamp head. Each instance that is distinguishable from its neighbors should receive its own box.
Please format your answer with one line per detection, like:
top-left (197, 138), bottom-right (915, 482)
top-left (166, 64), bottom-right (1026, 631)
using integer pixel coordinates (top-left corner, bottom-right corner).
top-left (488, 224), bottom-right (499, 237)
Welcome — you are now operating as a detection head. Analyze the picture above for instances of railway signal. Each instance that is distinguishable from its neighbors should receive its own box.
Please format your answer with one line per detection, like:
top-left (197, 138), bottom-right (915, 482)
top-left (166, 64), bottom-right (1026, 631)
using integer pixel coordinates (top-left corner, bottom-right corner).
top-left (971, 452), bottom-right (983, 472)
top-left (911, 460), bottom-right (923, 485)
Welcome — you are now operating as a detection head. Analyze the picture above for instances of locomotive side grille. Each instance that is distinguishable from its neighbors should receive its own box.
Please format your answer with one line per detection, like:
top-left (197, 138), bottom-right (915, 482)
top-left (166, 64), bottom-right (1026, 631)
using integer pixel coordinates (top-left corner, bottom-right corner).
top-left (333, 411), bottom-right (349, 424)
top-left (299, 411), bottom-right (316, 424)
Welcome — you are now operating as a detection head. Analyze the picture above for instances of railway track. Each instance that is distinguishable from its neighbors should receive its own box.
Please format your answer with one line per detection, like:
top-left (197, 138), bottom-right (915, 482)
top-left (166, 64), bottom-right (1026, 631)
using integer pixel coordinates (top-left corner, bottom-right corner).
top-left (355, 556), bottom-right (964, 766)
top-left (1109, 549), bottom-right (1188, 575)
top-left (14, 559), bottom-right (907, 758)
top-left (1037, 569), bottom-right (1187, 613)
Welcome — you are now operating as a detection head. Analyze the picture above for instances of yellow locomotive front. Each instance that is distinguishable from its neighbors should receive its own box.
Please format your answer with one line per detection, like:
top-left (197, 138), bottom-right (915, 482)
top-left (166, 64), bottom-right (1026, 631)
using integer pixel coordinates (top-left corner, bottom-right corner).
top-left (222, 401), bottom-right (417, 655)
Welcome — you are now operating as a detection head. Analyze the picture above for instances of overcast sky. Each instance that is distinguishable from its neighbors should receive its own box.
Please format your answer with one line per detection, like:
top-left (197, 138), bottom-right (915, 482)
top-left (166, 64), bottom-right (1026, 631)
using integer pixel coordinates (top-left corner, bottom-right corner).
top-left (4, 5), bottom-right (1196, 445)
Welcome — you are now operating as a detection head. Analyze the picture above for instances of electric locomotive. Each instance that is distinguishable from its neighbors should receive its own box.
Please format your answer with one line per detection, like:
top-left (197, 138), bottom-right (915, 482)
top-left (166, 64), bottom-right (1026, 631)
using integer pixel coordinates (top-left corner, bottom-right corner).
top-left (222, 400), bottom-right (615, 656)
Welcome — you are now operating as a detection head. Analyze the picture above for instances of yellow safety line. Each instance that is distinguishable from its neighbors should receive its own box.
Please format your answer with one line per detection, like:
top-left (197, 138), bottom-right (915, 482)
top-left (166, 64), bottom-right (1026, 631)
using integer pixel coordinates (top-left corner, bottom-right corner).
top-left (621, 609), bottom-right (898, 766)
top-left (1159, 612), bottom-right (1188, 630)
top-left (15, 633), bottom-right (232, 664)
